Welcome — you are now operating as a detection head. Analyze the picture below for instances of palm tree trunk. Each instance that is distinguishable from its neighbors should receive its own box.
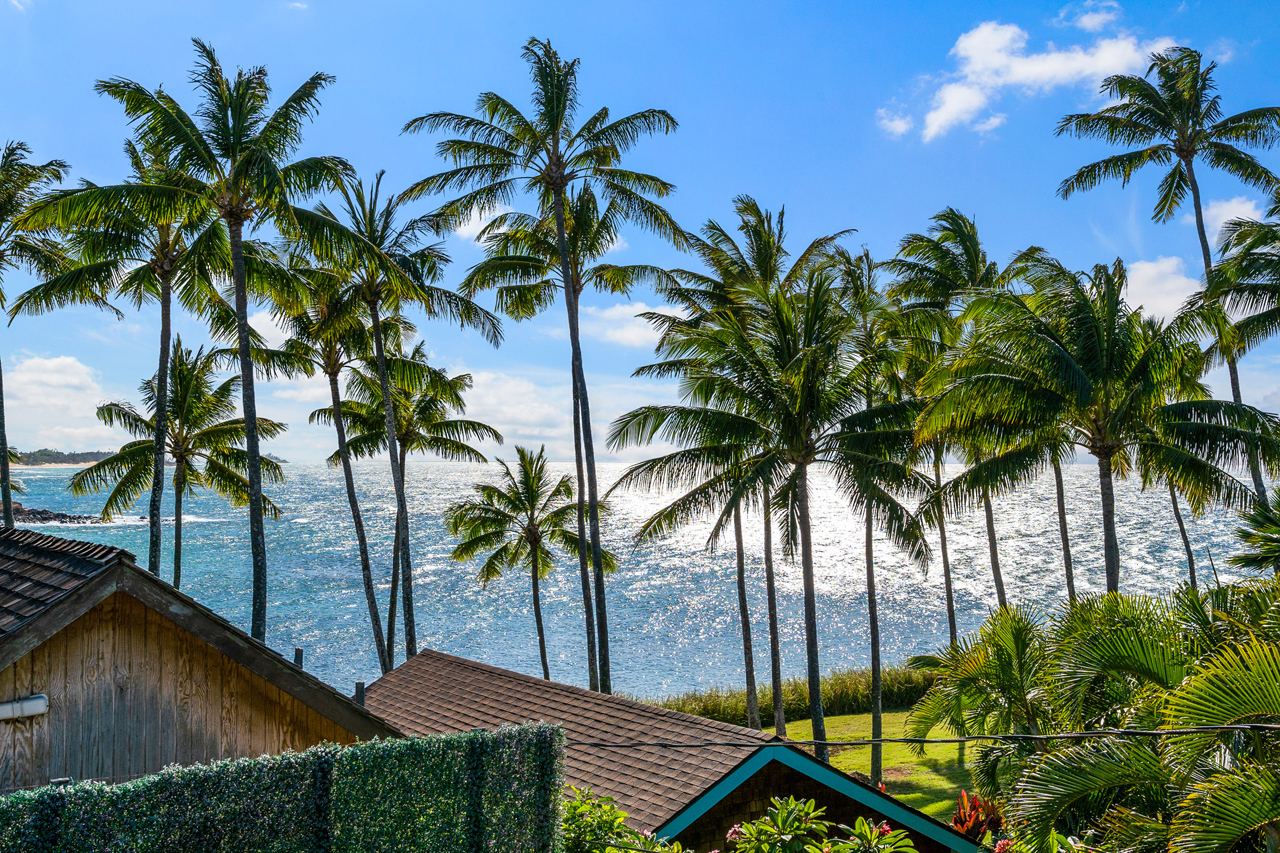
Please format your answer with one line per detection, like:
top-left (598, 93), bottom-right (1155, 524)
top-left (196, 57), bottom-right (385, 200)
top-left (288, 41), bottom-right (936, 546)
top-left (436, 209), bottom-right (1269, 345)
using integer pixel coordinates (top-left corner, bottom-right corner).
top-left (398, 443), bottom-right (414, 658)
top-left (796, 463), bottom-right (828, 763)
top-left (933, 452), bottom-right (957, 647)
top-left (982, 487), bottom-right (1007, 607)
top-left (1097, 453), bottom-right (1121, 593)
top-left (386, 517), bottom-right (400, 670)
top-left (0, 356), bottom-right (12, 530)
top-left (228, 218), bottom-right (269, 641)
top-left (1228, 359), bottom-right (1268, 502)
top-left (733, 505), bottom-right (761, 729)
top-left (553, 192), bottom-right (611, 693)
top-left (173, 465), bottom-right (184, 590)
top-left (367, 297), bottom-right (417, 657)
top-left (329, 370), bottom-right (388, 672)
top-left (1052, 459), bottom-right (1076, 603)
top-left (572, 391), bottom-right (599, 691)
top-left (865, 504), bottom-right (882, 787)
top-left (1187, 158), bottom-right (1267, 503)
top-left (763, 500), bottom-right (785, 735)
top-left (1169, 482), bottom-right (1197, 590)
top-left (147, 278), bottom-right (172, 576)
top-left (532, 562), bottom-right (550, 681)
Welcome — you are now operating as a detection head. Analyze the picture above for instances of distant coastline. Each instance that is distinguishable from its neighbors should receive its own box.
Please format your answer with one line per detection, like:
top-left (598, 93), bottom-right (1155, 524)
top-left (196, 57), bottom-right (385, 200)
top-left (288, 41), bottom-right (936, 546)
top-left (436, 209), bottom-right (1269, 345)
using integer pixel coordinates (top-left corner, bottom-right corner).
top-left (11, 448), bottom-right (112, 466)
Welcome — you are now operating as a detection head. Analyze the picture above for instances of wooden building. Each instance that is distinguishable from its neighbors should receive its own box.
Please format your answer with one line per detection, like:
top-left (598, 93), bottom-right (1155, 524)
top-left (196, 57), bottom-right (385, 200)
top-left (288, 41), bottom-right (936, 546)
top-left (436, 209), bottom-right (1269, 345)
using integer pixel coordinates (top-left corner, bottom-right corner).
top-left (0, 529), bottom-right (397, 793)
top-left (366, 649), bottom-right (980, 853)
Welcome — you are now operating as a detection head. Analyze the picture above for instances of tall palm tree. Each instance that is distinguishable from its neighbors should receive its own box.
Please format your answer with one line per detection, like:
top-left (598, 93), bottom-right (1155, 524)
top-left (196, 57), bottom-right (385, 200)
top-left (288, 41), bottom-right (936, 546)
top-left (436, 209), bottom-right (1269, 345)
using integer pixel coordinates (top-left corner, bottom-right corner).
top-left (14, 137), bottom-right (232, 578)
top-left (0, 140), bottom-right (68, 529)
top-left (316, 171), bottom-right (500, 660)
top-left (634, 195), bottom-right (847, 732)
top-left (611, 271), bottom-right (929, 763)
top-left (461, 187), bottom-right (659, 691)
top-left (445, 445), bottom-right (615, 681)
top-left (88, 39), bottom-right (353, 640)
top-left (1057, 45), bottom-right (1280, 501)
top-left (919, 258), bottom-right (1277, 592)
top-left (70, 339), bottom-right (284, 588)
top-left (279, 283), bottom-right (394, 671)
top-left (404, 37), bottom-right (681, 693)
top-left (883, 208), bottom-right (1043, 609)
top-left (316, 342), bottom-right (500, 665)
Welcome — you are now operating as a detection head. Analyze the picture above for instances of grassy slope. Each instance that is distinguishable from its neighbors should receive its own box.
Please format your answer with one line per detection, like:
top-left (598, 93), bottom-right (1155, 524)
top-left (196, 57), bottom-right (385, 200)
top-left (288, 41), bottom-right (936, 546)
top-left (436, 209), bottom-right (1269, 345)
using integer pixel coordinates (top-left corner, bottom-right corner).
top-left (770, 711), bottom-right (970, 821)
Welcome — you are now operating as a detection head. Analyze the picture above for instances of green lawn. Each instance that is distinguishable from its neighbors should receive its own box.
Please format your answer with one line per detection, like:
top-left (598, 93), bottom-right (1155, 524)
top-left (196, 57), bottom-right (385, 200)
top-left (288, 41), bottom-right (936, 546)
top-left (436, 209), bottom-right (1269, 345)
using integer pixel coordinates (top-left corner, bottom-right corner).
top-left (769, 711), bottom-right (970, 821)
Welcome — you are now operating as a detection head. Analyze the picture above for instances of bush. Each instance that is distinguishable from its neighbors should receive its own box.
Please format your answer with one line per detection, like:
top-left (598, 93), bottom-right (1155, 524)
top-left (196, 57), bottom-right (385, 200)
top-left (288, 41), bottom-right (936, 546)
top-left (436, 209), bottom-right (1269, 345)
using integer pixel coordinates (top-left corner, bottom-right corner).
top-left (562, 788), bottom-right (682, 853)
top-left (644, 667), bottom-right (937, 728)
top-left (0, 724), bottom-right (563, 853)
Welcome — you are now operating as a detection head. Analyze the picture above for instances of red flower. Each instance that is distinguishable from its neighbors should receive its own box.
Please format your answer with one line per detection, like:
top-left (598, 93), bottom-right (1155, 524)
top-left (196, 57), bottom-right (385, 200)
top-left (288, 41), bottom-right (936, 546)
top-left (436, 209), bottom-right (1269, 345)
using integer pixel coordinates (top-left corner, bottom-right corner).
top-left (994, 840), bottom-right (1014, 853)
top-left (878, 822), bottom-right (893, 836)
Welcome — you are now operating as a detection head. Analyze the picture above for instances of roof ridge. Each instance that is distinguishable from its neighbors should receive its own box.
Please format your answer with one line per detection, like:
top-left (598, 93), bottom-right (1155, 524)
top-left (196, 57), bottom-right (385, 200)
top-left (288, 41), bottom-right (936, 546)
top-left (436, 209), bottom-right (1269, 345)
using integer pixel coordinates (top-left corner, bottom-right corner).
top-left (376, 648), bottom-right (778, 743)
top-left (0, 527), bottom-right (135, 564)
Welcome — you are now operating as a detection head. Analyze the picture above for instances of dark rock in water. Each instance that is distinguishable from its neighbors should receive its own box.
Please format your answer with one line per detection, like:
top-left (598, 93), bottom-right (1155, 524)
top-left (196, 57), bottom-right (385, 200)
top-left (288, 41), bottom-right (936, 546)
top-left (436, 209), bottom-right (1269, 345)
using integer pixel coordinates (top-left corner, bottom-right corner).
top-left (12, 502), bottom-right (102, 525)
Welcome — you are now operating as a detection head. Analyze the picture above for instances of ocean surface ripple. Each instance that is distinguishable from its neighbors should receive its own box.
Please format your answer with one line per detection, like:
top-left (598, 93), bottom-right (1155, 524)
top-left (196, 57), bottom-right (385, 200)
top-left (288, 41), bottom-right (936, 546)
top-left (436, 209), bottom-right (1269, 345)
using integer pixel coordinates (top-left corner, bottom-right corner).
top-left (12, 460), bottom-right (1251, 698)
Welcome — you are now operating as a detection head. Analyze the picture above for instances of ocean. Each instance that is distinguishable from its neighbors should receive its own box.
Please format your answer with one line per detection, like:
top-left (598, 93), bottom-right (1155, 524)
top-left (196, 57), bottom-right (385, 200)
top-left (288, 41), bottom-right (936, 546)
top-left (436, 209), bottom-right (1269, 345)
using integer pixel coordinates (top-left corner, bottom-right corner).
top-left (11, 459), bottom-right (1250, 698)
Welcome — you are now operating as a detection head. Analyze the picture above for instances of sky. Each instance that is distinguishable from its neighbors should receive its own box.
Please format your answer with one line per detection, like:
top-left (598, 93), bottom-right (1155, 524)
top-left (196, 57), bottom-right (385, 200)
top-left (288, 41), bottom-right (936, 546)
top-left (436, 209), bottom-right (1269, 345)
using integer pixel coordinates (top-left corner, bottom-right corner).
top-left (2, 0), bottom-right (1279, 463)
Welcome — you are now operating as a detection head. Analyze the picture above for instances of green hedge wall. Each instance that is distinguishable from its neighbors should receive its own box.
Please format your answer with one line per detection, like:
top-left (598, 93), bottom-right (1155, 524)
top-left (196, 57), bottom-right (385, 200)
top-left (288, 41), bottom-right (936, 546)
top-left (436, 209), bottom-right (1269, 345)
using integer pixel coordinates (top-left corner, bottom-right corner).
top-left (0, 724), bottom-right (563, 853)
top-left (331, 724), bottom-right (563, 853)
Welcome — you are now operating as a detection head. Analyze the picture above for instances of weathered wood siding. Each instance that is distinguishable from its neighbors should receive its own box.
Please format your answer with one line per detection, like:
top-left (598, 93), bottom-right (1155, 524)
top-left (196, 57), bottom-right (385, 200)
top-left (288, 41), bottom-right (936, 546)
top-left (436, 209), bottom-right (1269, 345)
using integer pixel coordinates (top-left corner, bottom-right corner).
top-left (0, 592), bottom-right (356, 792)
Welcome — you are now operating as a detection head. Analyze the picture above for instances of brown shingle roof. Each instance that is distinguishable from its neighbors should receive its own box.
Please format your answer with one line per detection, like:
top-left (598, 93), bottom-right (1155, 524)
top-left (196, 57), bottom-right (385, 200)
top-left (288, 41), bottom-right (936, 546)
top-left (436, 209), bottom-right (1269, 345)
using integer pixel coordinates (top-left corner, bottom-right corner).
top-left (0, 528), bottom-right (132, 635)
top-left (364, 649), bottom-right (780, 832)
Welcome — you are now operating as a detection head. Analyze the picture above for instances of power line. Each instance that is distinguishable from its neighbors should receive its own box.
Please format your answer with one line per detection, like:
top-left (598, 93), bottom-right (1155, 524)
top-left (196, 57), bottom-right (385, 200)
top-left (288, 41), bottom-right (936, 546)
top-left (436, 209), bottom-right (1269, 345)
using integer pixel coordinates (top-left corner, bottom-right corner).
top-left (567, 722), bottom-right (1280, 749)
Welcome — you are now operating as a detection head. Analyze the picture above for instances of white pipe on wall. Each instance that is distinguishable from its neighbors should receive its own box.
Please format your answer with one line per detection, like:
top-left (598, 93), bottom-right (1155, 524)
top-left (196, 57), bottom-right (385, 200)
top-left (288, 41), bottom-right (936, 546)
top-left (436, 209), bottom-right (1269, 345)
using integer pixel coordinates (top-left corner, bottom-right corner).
top-left (0, 694), bottom-right (49, 721)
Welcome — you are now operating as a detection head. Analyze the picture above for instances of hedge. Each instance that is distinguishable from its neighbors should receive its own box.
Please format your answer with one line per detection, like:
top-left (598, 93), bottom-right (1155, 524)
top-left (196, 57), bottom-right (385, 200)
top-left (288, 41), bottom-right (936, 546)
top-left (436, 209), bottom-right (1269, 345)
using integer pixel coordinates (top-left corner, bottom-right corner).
top-left (644, 665), bottom-right (938, 728)
top-left (0, 723), bottom-right (563, 853)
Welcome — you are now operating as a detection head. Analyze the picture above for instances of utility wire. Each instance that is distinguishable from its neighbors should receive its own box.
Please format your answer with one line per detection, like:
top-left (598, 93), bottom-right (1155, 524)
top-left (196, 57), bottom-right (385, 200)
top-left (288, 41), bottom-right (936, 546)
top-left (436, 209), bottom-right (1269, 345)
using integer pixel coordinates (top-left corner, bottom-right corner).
top-left (567, 722), bottom-right (1280, 749)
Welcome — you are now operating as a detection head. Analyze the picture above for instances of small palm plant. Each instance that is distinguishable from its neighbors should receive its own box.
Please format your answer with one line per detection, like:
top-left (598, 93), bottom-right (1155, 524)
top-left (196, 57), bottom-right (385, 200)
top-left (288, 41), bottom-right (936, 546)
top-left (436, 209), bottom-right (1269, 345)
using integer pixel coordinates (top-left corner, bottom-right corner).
top-left (70, 338), bottom-right (284, 588)
top-left (444, 446), bottom-right (615, 681)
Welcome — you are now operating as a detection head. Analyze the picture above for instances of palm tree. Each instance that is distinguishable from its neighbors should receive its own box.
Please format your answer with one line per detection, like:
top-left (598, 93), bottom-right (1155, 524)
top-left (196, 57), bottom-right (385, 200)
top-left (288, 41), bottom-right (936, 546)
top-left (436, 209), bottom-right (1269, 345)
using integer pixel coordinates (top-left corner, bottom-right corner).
top-left (445, 445), bottom-right (614, 681)
top-left (633, 195), bottom-right (847, 732)
top-left (919, 258), bottom-right (1277, 592)
top-left (315, 342), bottom-right (500, 665)
top-left (279, 283), bottom-right (394, 672)
top-left (316, 170), bottom-right (500, 661)
top-left (883, 208), bottom-right (1043, 609)
top-left (404, 37), bottom-right (681, 693)
top-left (88, 39), bottom-right (353, 640)
top-left (0, 140), bottom-right (68, 528)
top-left (461, 186), bottom-right (660, 692)
top-left (610, 270), bottom-right (929, 764)
top-left (14, 137), bottom-right (232, 579)
top-left (69, 338), bottom-right (284, 588)
top-left (1057, 45), bottom-right (1280, 501)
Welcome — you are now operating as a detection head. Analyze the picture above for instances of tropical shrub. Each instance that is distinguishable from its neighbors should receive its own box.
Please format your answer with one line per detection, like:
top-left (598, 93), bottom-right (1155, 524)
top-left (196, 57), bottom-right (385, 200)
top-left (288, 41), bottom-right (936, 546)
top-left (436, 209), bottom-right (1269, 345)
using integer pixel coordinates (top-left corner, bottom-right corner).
top-left (727, 797), bottom-right (915, 853)
top-left (905, 577), bottom-right (1280, 852)
top-left (647, 666), bottom-right (936, 728)
top-left (562, 788), bottom-right (683, 853)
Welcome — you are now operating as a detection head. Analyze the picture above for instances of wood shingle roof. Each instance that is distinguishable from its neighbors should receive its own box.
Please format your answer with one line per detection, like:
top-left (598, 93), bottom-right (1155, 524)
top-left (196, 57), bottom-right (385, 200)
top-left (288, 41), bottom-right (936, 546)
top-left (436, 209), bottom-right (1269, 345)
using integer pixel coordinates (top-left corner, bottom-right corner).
top-left (0, 528), bottom-right (130, 636)
top-left (364, 648), bottom-right (781, 832)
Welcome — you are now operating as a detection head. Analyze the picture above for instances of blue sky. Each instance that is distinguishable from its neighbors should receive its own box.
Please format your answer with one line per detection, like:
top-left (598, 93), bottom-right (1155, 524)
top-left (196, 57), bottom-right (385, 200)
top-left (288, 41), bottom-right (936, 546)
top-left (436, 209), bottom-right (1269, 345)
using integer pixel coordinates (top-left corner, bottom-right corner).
top-left (2, 0), bottom-right (1278, 462)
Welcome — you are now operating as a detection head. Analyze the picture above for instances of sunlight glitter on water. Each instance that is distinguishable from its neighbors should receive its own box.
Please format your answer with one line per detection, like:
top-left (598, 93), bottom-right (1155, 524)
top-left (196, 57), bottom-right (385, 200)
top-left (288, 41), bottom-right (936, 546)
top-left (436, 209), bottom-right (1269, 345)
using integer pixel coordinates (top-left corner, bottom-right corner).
top-left (12, 460), bottom-right (1249, 698)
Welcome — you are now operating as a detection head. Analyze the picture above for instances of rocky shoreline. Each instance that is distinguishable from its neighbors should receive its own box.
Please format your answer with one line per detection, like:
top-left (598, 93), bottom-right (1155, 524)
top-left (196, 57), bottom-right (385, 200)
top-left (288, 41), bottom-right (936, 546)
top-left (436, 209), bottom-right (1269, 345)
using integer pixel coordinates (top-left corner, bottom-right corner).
top-left (13, 502), bottom-right (102, 525)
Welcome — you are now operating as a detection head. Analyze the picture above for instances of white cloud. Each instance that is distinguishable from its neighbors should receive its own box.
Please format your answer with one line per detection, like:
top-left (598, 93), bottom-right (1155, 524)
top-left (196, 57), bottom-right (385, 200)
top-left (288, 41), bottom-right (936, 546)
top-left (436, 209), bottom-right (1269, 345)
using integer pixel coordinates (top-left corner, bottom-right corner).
top-left (5, 355), bottom-right (117, 450)
top-left (920, 21), bottom-right (1172, 141)
top-left (1210, 37), bottom-right (1236, 63)
top-left (1057, 1), bottom-right (1122, 32)
top-left (272, 373), bottom-right (332, 405)
top-left (973, 113), bottom-right (1007, 133)
top-left (875, 108), bottom-right (914, 137)
top-left (1126, 256), bottom-right (1200, 322)
top-left (454, 205), bottom-right (514, 244)
top-left (287, 1), bottom-right (307, 8)
top-left (248, 309), bottom-right (290, 349)
top-left (580, 302), bottom-right (664, 349)
top-left (1182, 196), bottom-right (1264, 247)
top-left (7, 0), bottom-right (32, 10)
top-left (605, 235), bottom-right (629, 254)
